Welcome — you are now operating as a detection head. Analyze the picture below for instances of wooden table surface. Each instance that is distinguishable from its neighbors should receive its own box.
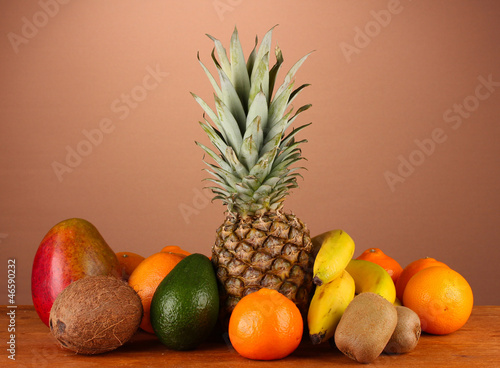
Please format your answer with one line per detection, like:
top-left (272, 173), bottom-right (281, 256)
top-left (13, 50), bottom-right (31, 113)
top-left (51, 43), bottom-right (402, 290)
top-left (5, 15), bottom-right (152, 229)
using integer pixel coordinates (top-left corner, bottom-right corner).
top-left (2, 305), bottom-right (499, 367)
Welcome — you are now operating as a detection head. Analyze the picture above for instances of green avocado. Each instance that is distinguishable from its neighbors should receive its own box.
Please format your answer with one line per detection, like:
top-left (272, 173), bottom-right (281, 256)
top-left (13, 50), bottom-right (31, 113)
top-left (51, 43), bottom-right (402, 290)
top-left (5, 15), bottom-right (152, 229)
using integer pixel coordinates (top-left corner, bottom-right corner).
top-left (150, 253), bottom-right (219, 350)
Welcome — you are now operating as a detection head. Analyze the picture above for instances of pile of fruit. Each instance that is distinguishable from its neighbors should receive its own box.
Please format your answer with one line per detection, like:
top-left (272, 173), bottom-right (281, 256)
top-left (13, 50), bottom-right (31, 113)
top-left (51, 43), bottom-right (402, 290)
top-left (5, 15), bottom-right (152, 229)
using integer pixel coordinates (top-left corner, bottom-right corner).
top-left (306, 232), bottom-right (473, 363)
top-left (32, 218), bottom-right (220, 354)
top-left (31, 26), bottom-right (473, 363)
top-left (31, 218), bottom-right (474, 362)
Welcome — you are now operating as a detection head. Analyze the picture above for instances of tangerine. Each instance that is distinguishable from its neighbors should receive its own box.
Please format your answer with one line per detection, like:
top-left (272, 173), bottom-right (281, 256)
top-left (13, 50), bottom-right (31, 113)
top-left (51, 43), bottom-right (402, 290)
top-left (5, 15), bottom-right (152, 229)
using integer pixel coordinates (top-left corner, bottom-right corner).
top-left (128, 251), bottom-right (185, 333)
top-left (161, 245), bottom-right (191, 257)
top-left (356, 248), bottom-right (403, 284)
top-left (228, 288), bottom-right (303, 360)
top-left (396, 257), bottom-right (449, 301)
top-left (403, 266), bottom-right (473, 335)
top-left (116, 251), bottom-right (145, 281)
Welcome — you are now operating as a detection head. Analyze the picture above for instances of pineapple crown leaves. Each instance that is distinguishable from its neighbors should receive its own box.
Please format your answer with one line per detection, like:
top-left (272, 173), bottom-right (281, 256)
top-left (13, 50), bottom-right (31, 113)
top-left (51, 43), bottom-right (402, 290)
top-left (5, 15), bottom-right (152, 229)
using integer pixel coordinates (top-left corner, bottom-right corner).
top-left (192, 26), bottom-right (312, 217)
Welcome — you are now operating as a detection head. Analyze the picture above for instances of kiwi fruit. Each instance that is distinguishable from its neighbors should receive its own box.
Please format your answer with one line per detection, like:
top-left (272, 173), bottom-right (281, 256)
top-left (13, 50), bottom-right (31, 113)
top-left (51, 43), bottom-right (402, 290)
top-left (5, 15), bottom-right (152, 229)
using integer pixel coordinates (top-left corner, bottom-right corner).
top-left (334, 292), bottom-right (397, 363)
top-left (384, 306), bottom-right (421, 354)
top-left (49, 275), bottom-right (143, 355)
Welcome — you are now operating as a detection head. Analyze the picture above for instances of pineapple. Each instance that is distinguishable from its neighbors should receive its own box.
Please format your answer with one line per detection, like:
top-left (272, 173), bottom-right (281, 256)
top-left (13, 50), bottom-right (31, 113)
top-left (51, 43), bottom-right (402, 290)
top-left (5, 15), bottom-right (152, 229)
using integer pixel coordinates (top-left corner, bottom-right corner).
top-left (192, 26), bottom-right (313, 321)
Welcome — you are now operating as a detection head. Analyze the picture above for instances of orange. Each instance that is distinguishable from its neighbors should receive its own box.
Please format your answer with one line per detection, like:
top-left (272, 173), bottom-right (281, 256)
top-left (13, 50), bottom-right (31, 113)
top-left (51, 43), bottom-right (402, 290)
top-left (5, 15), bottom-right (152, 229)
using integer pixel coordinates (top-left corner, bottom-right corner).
top-left (396, 257), bottom-right (449, 301)
top-left (161, 245), bottom-right (191, 257)
top-left (356, 248), bottom-right (403, 284)
top-left (403, 266), bottom-right (473, 335)
top-left (228, 288), bottom-right (303, 360)
top-left (128, 252), bottom-right (185, 333)
top-left (116, 252), bottom-right (145, 281)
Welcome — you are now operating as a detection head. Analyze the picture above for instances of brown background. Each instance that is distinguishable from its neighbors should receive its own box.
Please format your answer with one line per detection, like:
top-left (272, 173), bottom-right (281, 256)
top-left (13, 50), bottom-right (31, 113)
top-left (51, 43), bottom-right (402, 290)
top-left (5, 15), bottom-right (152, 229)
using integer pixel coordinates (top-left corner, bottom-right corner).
top-left (1, 0), bottom-right (499, 305)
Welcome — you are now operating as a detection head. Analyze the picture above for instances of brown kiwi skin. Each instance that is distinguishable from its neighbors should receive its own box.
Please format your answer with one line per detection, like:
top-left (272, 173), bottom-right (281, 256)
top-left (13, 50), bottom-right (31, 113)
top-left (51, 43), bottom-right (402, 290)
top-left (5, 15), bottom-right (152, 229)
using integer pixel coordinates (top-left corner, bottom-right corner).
top-left (49, 275), bottom-right (143, 355)
top-left (384, 306), bottom-right (421, 354)
top-left (334, 292), bottom-right (397, 364)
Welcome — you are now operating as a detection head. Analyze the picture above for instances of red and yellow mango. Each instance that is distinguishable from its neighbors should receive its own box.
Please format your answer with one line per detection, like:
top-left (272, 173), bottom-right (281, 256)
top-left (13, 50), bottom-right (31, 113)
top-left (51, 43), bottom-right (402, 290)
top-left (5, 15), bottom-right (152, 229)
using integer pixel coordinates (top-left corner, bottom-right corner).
top-left (31, 218), bottom-right (120, 326)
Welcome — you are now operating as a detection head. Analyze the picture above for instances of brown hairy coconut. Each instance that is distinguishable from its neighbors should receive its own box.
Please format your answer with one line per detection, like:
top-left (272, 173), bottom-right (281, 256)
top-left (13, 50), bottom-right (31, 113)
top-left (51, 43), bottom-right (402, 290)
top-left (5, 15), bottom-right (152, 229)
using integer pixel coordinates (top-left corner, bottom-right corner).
top-left (49, 275), bottom-right (143, 355)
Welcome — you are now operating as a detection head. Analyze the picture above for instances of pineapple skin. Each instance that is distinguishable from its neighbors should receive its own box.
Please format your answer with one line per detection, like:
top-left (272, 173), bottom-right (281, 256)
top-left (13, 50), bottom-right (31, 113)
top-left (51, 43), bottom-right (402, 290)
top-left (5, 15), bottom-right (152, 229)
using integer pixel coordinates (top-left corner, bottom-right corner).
top-left (212, 210), bottom-right (314, 322)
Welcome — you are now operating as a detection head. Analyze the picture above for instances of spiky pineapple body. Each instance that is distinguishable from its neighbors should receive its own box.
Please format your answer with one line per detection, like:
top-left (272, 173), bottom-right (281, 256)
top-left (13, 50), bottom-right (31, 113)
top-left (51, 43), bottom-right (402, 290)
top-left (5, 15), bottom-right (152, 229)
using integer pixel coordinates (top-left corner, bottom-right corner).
top-left (212, 211), bottom-right (313, 318)
top-left (193, 26), bottom-right (313, 320)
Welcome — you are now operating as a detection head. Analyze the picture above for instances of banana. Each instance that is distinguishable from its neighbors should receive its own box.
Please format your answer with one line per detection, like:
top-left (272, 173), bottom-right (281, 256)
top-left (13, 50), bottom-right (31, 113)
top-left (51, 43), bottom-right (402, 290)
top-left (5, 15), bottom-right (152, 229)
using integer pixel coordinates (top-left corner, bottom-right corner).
top-left (308, 270), bottom-right (355, 344)
top-left (345, 259), bottom-right (396, 303)
top-left (312, 229), bottom-right (355, 286)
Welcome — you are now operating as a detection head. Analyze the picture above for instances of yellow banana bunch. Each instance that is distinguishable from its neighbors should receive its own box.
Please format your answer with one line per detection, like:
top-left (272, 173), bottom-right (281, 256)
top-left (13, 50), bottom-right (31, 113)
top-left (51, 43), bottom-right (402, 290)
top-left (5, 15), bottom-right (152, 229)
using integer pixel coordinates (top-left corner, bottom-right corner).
top-left (312, 230), bottom-right (355, 286)
top-left (345, 259), bottom-right (396, 303)
top-left (308, 270), bottom-right (355, 344)
top-left (308, 229), bottom-right (355, 344)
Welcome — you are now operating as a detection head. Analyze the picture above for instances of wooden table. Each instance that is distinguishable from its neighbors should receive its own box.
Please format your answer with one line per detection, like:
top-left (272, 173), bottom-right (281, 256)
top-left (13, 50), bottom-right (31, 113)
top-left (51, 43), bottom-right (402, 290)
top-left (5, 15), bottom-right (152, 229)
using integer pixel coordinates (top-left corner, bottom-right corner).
top-left (2, 305), bottom-right (499, 367)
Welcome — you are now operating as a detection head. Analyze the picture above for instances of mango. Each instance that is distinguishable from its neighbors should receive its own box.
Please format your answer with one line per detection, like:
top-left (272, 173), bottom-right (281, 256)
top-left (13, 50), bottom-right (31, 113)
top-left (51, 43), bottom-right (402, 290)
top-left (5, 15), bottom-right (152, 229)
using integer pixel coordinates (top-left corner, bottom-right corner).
top-left (31, 218), bottom-right (120, 326)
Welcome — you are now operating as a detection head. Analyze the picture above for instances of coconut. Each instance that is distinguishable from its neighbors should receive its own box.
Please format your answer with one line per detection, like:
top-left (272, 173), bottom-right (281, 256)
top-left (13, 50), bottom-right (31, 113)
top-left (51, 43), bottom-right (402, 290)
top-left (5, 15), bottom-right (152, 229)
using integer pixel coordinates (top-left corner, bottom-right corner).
top-left (49, 275), bottom-right (143, 355)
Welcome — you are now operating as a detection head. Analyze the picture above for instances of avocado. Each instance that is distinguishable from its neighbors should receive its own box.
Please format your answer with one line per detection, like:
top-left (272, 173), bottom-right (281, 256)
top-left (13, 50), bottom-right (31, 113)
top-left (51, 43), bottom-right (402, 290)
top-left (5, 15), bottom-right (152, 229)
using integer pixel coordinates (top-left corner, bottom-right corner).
top-left (150, 253), bottom-right (219, 350)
